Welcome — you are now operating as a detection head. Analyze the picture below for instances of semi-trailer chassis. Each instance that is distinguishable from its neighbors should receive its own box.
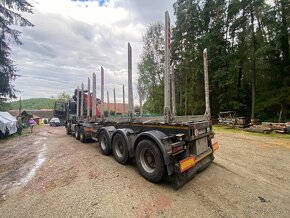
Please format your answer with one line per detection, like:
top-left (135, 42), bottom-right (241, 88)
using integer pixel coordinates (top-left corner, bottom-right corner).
top-left (64, 11), bottom-right (218, 188)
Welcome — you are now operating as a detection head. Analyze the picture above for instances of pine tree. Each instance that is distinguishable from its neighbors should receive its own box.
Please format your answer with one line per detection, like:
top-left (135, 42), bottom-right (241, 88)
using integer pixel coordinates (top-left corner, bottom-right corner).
top-left (0, 0), bottom-right (33, 102)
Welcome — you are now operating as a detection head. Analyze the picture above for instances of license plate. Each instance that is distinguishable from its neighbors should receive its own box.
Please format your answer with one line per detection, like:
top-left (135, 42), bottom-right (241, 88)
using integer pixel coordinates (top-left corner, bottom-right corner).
top-left (196, 137), bottom-right (208, 155)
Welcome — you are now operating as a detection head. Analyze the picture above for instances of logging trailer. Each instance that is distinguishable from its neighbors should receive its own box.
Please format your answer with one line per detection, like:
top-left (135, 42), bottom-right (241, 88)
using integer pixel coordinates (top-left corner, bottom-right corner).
top-left (63, 11), bottom-right (219, 188)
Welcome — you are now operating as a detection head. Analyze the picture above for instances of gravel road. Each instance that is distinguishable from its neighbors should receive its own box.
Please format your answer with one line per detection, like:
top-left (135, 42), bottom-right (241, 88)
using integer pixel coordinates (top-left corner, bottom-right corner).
top-left (0, 125), bottom-right (290, 217)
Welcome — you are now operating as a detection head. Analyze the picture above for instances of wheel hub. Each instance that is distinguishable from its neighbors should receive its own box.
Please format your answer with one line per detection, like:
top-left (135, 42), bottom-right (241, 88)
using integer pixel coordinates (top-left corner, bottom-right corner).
top-left (115, 141), bottom-right (124, 157)
top-left (100, 135), bottom-right (107, 150)
top-left (140, 148), bottom-right (156, 173)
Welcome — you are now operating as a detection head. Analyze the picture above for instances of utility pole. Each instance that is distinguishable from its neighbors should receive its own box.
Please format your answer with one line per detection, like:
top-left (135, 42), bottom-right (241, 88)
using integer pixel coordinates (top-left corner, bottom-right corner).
top-left (203, 48), bottom-right (211, 120)
top-left (19, 97), bottom-right (22, 117)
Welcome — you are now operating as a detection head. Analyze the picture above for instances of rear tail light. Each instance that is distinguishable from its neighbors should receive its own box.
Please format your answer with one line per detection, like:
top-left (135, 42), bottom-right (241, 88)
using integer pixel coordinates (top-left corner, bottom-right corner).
top-left (166, 141), bottom-right (185, 155)
top-left (84, 127), bottom-right (92, 132)
top-left (172, 145), bottom-right (184, 153)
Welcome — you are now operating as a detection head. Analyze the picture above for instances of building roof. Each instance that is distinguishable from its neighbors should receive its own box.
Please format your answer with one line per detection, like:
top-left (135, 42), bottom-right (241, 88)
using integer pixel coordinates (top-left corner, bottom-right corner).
top-left (22, 110), bottom-right (54, 119)
top-left (9, 109), bottom-right (54, 119)
top-left (98, 103), bottom-right (128, 114)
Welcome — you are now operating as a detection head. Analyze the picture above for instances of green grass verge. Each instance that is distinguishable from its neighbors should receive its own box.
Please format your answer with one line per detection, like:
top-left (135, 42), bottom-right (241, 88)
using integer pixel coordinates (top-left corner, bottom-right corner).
top-left (213, 125), bottom-right (290, 139)
top-left (0, 125), bottom-right (41, 142)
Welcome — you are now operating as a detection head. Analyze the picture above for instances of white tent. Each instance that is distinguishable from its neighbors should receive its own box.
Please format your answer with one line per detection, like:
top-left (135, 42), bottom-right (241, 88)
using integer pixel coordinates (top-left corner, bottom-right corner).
top-left (0, 112), bottom-right (17, 136)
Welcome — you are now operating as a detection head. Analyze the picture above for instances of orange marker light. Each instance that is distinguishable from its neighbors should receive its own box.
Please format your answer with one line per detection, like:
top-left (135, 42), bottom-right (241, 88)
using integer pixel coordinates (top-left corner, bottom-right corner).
top-left (179, 156), bottom-right (196, 172)
top-left (212, 142), bottom-right (219, 151)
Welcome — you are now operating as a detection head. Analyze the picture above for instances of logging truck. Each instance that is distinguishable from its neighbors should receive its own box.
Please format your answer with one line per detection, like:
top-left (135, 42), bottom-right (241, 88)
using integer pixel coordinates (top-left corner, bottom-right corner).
top-left (63, 11), bottom-right (219, 188)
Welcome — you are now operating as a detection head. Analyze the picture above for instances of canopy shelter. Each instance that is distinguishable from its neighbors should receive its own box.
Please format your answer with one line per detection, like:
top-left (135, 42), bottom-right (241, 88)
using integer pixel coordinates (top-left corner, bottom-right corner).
top-left (0, 112), bottom-right (17, 137)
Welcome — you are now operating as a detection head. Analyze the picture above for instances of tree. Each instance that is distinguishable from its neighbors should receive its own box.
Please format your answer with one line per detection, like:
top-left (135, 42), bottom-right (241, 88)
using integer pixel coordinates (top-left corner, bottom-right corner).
top-left (137, 22), bottom-right (165, 114)
top-left (55, 92), bottom-right (71, 102)
top-left (0, 0), bottom-right (33, 102)
top-left (136, 0), bottom-right (289, 121)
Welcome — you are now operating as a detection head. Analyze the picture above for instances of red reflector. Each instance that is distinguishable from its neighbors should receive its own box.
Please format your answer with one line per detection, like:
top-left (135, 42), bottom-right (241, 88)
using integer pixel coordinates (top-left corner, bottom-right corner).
top-left (172, 146), bottom-right (183, 153)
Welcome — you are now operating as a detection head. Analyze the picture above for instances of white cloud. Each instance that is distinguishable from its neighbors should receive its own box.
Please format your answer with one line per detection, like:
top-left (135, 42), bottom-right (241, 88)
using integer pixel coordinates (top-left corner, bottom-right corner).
top-left (11, 0), bottom-right (175, 104)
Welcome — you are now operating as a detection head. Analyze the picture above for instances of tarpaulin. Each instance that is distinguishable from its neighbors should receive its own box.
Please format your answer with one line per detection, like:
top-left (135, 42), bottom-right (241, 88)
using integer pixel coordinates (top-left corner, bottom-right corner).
top-left (0, 112), bottom-right (17, 135)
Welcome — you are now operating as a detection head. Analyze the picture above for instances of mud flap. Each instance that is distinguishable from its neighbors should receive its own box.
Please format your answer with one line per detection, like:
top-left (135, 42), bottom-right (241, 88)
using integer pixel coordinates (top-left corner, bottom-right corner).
top-left (171, 154), bottom-right (214, 189)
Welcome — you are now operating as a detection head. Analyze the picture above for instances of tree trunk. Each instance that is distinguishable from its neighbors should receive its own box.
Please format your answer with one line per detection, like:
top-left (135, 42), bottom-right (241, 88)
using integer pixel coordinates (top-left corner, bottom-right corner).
top-left (184, 73), bottom-right (188, 115)
top-left (278, 105), bottom-right (283, 123)
top-left (280, 0), bottom-right (289, 66)
top-left (250, 0), bottom-right (256, 120)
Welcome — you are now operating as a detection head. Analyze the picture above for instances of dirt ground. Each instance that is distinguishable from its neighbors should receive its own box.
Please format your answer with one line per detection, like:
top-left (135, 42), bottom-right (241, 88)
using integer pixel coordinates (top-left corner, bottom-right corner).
top-left (0, 125), bottom-right (290, 218)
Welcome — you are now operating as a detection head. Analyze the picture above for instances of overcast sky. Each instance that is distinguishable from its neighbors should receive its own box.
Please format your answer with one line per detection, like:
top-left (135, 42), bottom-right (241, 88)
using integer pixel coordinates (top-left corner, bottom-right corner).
top-left (10, 0), bottom-right (175, 104)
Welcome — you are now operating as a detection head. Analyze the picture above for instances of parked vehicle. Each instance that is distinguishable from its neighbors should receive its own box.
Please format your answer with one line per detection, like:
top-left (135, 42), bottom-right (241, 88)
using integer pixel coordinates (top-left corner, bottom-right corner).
top-left (49, 117), bottom-right (61, 127)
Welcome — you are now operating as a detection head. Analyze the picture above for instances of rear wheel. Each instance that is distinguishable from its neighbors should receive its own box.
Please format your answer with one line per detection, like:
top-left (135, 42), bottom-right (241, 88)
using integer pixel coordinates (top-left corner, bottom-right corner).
top-left (0, 131), bottom-right (4, 139)
top-left (75, 126), bottom-right (80, 140)
top-left (66, 123), bottom-right (71, 135)
top-left (112, 133), bottom-right (129, 164)
top-left (80, 127), bottom-right (86, 143)
top-left (99, 131), bottom-right (111, 155)
top-left (136, 139), bottom-right (165, 183)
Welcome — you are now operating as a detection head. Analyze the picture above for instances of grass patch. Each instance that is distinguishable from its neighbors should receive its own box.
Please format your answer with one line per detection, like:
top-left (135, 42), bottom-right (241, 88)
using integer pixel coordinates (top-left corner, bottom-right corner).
top-left (0, 126), bottom-right (39, 142)
top-left (213, 125), bottom-right (290, 139)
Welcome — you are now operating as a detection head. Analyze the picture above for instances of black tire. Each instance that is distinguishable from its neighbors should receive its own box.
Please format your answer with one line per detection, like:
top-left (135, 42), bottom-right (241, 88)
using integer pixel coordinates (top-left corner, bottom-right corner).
top-left (80, 127), bottom-right (86, 143)
top-left (112, 133), bottom-right (129, 164)
top-left (99, 130), bottom-right (111, 155)
top-left (135, 139), bottom-right (165, 183)
top-left (0, 131), bottom-right (4, 139)
top-left (75, 126), bottom-right (80, 140)
top-left (66, 124), bottom-right (71, 135)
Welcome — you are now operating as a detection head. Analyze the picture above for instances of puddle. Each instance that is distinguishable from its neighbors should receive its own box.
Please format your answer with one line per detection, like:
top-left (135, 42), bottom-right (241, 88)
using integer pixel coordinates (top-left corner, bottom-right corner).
top-left (33, 137), bottom-right (47, 145)
top-left (15, 143), bottom-right (47, 187)
top-left (0, 143), bottom-right (47, 196)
